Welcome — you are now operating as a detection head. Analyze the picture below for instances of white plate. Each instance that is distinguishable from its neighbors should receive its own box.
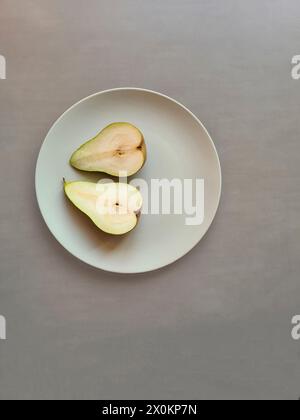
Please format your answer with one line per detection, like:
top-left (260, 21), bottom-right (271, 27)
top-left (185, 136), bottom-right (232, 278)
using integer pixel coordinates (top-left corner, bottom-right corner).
top-left (35, 88), bottom-right (221, 273)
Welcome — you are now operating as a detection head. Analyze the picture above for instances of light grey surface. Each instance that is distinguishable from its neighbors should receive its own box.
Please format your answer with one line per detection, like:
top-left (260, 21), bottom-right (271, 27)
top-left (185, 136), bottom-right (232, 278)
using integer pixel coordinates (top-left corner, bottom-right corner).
top-left (0, 0), bottom-right (300, 400)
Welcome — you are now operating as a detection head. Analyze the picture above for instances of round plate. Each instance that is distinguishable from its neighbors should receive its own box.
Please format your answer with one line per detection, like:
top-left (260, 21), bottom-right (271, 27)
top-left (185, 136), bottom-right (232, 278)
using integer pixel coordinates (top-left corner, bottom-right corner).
top-left (35, 88), bottom-right (221, 273)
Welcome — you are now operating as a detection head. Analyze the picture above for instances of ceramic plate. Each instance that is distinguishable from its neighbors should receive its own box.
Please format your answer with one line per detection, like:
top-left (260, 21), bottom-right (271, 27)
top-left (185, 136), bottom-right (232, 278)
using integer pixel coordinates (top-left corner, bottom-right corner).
top-left (35, 88), bottom-right (221, 273)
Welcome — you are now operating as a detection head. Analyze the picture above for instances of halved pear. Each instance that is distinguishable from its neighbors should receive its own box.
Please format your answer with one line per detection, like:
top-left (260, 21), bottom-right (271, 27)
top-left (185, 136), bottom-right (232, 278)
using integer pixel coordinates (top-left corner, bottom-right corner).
top-left (70, 122), bottom-right (146, 176)
top-left (64, 180), bottom-right (143, 235)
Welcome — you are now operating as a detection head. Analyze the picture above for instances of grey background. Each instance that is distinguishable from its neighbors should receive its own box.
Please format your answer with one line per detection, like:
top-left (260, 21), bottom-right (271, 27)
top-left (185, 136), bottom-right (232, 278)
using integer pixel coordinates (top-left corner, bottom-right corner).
top-left (0, 0), bottom-right (299, 400)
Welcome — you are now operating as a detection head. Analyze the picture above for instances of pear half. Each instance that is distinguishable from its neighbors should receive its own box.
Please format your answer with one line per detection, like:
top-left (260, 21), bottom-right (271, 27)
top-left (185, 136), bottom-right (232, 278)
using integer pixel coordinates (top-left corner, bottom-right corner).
top-left (70, 122), bottom-right (146, 176)
top-left (64, 180), bottom-right (143, 235)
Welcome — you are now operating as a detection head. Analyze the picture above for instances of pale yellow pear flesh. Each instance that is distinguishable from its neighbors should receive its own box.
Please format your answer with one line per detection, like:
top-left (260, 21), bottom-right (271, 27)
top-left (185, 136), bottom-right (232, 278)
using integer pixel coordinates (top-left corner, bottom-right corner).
top-left (64, 181), bottom-right (143, 235)
top-left (70, 122), bottom-right (146, 176)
